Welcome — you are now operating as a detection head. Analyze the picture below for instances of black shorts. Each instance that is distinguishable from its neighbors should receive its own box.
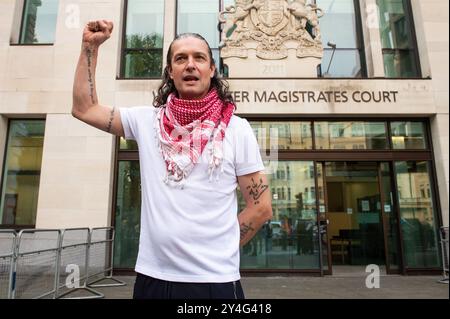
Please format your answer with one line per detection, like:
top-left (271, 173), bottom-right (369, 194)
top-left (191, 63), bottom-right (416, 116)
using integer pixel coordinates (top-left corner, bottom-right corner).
top-left (133, 273), bottom-right (245, 299)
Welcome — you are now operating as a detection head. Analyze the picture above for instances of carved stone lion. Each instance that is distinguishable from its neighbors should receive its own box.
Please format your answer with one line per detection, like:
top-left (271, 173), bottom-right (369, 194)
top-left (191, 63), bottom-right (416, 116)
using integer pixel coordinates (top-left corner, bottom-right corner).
top-left (219, 0), bottom-right (264, 48)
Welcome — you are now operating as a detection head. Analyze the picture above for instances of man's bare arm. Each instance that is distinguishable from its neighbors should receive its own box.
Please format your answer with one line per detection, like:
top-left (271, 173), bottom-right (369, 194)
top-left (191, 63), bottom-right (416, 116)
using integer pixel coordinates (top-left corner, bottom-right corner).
top-left (237, 171), bottom-right (273, 247)
top-left (72, 20), bottom-right (124, 137)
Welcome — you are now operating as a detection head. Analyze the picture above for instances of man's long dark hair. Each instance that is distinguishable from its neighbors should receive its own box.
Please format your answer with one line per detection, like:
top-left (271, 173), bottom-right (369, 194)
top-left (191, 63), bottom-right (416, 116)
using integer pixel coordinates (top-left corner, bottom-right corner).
top-left (153, 33), bottom-right (233, 107)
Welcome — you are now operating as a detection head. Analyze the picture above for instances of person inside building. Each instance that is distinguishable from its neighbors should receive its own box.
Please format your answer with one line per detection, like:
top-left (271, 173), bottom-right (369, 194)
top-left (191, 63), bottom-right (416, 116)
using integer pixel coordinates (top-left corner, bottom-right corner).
top-left (71, 20), bottom-right (273, 299)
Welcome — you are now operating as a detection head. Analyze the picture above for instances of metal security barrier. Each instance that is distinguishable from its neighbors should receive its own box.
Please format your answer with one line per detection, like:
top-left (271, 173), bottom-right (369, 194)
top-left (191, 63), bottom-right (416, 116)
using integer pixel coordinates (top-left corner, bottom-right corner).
top-left (0, 230), bottom-right (16, 299)
top-left (0, 226), bottom-right (125, 299)
top-left (438, 226), bottom-right (448, 284)
top-left (56, 228), bottom-right (103, 299)
top-left (87, 227), bottom-right (125, 288)
top-left (13, 229), bottom-right (61, 299)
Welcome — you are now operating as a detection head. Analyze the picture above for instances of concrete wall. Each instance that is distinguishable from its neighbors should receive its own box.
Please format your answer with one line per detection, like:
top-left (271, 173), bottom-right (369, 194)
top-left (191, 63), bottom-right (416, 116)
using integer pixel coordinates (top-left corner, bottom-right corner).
top-left (0, 0), bottom-right (448, 228)
top-left (412, 0), bottom-right (449, 226)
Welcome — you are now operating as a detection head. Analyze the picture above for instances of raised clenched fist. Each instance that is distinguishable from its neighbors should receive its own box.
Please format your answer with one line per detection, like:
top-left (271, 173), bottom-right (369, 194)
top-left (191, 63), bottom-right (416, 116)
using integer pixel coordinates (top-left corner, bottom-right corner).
top-left (82, 20), bottom-right (114, 47)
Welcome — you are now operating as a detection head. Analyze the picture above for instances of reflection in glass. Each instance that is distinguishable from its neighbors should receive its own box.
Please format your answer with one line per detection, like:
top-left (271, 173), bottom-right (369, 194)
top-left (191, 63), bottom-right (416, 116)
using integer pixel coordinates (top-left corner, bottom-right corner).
top-left (321, 49), bottom-right (363, 78)
top-left (326, 162), bottom-right (385, 267)
top-left (239, 161), bottom-right (319, 270)
top-left (316, 162), bottom-right (329, 272)
top-left (126, 0), bottom-right (164, 43)
top-left (383, 50), bottom-right (418, 78)
top-left (123, 0), bottom-right (164, 78)
top-left (395, 161), bottom-right (440, 268)
top-left (317, 0), bottom-right (359, 48)
top-left (377, 0), bottom-right (413, 49)
top-left (119, 137), bottom-right (138, 151)
top-left (315, 122), bottom-right (388, 150)
top-left (250, 122), bottom-right (313, 150)
top-left (316, 0), bottom-right (364, 77)
top-left (381, 162), bottom-right (400, 271)
top-left (114, 161), bottom-right (141, 269)
top-left (20, 0), bottom-right (59, 44)
top-left (377, 0), bottom-right (420, 78)
top-left (391, 122), bottom-right (427, 149)
top-left (124, 50), bottom-right (163, 78)
top-left (177, 1), bottom-right (224, 71)
top-left (177, 0), bottom-right (220, 48)
top-left (0, 121), bottom-right (45, 226)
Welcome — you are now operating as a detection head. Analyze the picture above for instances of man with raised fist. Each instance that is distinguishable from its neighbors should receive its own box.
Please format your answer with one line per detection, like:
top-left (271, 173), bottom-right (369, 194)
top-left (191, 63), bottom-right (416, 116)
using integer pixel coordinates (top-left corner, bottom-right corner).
top-left (72, 20), bottom-right (272, 299)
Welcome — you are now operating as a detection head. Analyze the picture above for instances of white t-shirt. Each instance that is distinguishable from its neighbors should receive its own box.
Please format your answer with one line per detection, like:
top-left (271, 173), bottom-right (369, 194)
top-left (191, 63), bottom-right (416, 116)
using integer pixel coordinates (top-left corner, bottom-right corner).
top-left (120, 106), bottom-right (265, 283)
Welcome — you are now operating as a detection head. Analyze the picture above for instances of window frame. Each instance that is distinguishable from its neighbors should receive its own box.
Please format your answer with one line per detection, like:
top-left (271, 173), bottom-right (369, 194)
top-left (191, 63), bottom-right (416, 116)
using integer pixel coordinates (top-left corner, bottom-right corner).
top-left (120, 0), bottom-right (165, 79)
top-left (316, 0), bottom-right (368, 78)
top-left (378, 0), bottom-right (422, 78)
top-left (175, 0), bottom-right (226, 75)
top-left (17, 0), bottom-right (58, 46)
top-left (246, 116), bottom-right (432, 155)
top-left (389, 120), bottom-right (428, 150)
top-left (0, 119), bottom-right (46, 230)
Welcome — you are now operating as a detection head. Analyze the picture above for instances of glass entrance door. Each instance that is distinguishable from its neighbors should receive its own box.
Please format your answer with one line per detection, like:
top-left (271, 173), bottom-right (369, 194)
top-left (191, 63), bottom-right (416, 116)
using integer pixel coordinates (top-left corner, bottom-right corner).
top-left (324, 162), bottom-right (387, 274)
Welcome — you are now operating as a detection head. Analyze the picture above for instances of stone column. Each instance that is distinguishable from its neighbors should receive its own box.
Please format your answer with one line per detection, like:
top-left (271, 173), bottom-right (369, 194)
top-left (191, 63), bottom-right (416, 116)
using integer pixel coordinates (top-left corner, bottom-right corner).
top-left (412, 0), bottom-right (449, 226)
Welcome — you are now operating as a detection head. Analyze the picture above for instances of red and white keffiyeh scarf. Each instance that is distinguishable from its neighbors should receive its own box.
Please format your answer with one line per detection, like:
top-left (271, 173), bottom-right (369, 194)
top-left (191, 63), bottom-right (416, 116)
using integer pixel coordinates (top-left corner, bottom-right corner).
top-left (156, 89), bottom-right (235, 187)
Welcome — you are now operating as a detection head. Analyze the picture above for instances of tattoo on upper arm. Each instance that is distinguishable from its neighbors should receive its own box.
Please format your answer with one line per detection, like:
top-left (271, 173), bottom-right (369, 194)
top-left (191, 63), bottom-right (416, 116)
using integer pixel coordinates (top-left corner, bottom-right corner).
top-left (246, 177), bottom-right (268, 205)
top-left (86, 47), bottom-right (96, 104)
top-left (240, 222), bottom-right (255, 241)
top-left (106, 106), bottom-right (115, 133)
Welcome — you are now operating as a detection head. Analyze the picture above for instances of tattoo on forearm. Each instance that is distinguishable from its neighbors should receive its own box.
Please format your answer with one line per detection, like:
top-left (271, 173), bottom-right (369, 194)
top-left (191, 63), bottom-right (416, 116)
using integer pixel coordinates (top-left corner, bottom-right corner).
top-left (86, 47), bottom-right (95, 104)
top-left (106, 106), bottom-right (115, 133)
top-left (246, 177), bottom-right (269, 205)
top-left (240, 222), bottom-right (255, 241)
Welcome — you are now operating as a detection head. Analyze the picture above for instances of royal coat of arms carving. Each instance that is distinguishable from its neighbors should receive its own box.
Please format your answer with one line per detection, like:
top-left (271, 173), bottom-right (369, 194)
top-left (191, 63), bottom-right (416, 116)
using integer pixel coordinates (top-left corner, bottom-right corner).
top-left (219, 0), bottom-right (324, 61)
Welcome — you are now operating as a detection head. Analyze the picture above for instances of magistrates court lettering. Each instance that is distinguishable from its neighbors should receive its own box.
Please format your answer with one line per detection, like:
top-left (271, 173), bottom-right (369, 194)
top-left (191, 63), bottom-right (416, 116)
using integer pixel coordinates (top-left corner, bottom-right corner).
top-left (151, 90), bottom-right (399, 104)
top-left (230, 90), bottom-right (399, 104)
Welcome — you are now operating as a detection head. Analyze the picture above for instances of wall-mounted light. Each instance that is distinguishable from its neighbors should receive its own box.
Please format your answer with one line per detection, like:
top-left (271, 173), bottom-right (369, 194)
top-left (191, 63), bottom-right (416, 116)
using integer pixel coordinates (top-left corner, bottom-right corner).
top-left (325, 41), bottom-right (337, 76)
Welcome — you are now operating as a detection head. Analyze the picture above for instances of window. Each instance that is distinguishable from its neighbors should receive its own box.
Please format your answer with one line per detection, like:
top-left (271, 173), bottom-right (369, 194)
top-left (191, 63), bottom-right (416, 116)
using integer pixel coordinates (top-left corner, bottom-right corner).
top-left (377, 0), bottom-right (421, 77)
top-left (316, 0), bottom-right (366, 77)
top-left (315, 122), bottom-right (388, 150)
top-left (115, 133), bottom-right (141, 268)
top-left (119, 137), bottom-right (138, 151)
top-left (351, 123), bottom-right (364, 137)
top-left (121, 0), bottom-right (164, 78)
top-left (395, 161), bottom-right (440, 268)
top-left (252, 120), bottom-right (428, 151)
top-left (114, 161), bottom-right (141, 268)
top-left (309, 166), bottom-right (315, 179)
top-left (177, 0), bottom-right (235, 74)
top-left (238, 161), bottom-right (319, 270)
top-left (391, 121), bottom-right (427, 149)
top-left (420, 188), bottom-right (426, 198)
top-left (177, 0), bottom-right (220, 65)
top-left (19, 0), bottom-right (59, 44)
top-left (250, 121), bottom-right (313, 150)
top-left (0, 120), bottom-right (45, 226)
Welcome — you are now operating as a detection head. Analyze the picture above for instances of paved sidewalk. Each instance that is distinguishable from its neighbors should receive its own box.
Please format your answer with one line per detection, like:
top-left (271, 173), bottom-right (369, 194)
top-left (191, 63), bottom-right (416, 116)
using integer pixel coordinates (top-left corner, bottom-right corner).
top-left (94, 275), bottom-right (449, 299)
